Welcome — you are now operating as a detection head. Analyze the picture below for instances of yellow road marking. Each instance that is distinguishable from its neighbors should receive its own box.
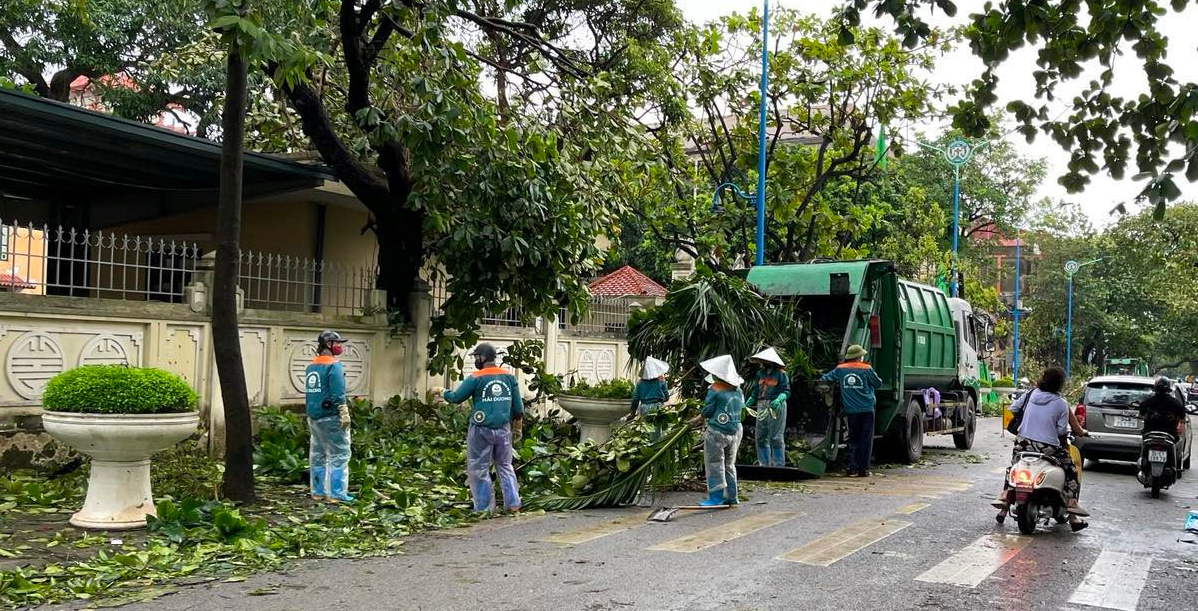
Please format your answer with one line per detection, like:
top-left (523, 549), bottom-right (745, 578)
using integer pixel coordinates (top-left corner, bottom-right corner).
top-left (798, 480), bottom-right (972, 497)
top-left (915, 533), bottom-right (1032, 587)
top-left (648, 511), bottom-right (798, 553)
top-left (777, 518), bottom-right (911, 566)
top-left (894, 502), bottom-right (930, 515)
top-left (813, 476), bottom-right (974, 490)
top-left (537, 514), bottom-right (645, 545)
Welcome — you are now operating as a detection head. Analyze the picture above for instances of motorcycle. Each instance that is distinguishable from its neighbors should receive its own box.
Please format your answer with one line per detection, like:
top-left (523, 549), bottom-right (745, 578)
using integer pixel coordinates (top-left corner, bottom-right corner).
top-left (1007, 451), bottom-right (1071, 535)
top-left (1137, 431), bottom-right (1178, 498)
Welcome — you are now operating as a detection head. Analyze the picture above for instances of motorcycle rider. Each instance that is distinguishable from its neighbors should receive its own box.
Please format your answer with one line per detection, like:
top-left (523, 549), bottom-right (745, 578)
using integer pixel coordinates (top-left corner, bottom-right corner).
top-left (993, 366), bottom-right (1090, 531)
top-left (1139, 377), bottom-right (1186, 468)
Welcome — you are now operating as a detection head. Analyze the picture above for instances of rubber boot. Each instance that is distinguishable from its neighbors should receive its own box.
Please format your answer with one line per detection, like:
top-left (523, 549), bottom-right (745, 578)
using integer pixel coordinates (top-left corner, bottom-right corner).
top-left (310, 466), bottom-right (327, 499)
top-left (698, 489), bottom-right (726, 507)
top-left (327, 467), bottom-right (355, 503)
top-left (724, 478), bottom-right (739, 505)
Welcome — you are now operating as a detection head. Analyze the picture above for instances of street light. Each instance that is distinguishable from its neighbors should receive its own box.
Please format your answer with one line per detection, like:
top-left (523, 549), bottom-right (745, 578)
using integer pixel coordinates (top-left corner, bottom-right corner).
top-left (916, 138), bottom-right (990, 298)
top-left (1064, 257), bottom-right (1102, 378)
top-left (1012, 227), bottom-right (1022, 383)
top-left (712, 0), bottom-right (770, 267)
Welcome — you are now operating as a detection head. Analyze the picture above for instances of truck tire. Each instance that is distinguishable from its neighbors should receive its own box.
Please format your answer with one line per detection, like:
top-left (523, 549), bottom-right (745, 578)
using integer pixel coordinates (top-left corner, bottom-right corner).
top-left (953, 396), bottom-right (976, 450)
top-left (893, 398), bottom-right (924, 463)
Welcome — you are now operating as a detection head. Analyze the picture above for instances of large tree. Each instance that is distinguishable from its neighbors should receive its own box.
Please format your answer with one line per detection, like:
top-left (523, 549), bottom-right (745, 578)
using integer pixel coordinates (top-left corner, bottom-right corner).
top-left (840, 0), bottom-right (1198, 216)
top-left (0, 0), bottom-right (225, 133)
top-left (249, 0), bottom-right (681, 372)
top-left (620, 9), bottom-right (948, 270)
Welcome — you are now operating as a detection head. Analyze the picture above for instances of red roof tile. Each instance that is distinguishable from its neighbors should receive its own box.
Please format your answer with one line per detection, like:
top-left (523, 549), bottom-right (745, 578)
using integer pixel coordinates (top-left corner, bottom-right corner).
top-left (0, 273), bottom-right (35, 290)
top-left (589, 265), bottom-right (666, 297)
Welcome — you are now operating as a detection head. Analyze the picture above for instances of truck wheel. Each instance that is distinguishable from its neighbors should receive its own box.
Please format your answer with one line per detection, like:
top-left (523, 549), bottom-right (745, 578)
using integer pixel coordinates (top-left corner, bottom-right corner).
top-left (895, 398), bottom-right (924, 463)
top-left (953, 396), bottom-right (976, 450)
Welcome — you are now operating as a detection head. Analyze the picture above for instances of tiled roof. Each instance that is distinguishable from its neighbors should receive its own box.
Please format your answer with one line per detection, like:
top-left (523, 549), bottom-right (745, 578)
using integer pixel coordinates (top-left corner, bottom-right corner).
top-left (589, 265), bottom-right (667, 297)
top-left (0, 273), bottom-right (35, 290)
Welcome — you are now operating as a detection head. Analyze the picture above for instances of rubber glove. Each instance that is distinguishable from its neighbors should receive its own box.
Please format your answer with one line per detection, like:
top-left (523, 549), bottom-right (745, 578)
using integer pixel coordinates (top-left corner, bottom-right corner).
top-left (338, 403), bottom-right (351, 429)
top-left (770, 396), bottom-right (786, 409)
top-left (687, 416), bottom-right (705, 429)
top-left (511, 418), bottom-right (523, 444)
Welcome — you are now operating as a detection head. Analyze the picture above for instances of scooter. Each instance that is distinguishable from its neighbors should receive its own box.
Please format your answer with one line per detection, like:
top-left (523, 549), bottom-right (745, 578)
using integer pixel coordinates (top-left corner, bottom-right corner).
top-left (1007, 451), bottom-right (1071, 535)
top-left (1137, 431), bottom-right (1178, 498)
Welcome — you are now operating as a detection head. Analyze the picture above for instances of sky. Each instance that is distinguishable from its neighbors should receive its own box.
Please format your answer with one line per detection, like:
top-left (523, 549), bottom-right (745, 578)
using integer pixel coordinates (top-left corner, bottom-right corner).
top-left (675, 0), bottom-right (1198, 226)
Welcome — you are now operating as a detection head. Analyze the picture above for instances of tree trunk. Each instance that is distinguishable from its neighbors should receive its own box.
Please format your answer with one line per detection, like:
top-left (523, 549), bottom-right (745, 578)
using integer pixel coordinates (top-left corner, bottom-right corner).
top-left (214, 24), bottom-right (255, 504)
top-left (370, 206), bottom-right (425, 313)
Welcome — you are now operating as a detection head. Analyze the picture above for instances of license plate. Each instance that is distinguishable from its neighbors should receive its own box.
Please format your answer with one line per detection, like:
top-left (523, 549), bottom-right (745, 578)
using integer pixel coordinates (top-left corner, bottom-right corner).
top-left (1149, 450), bottom-right (1168, 462)
top-left (1114, 416), bottom-right (1140, 428)
top-left (1015, 482), bottom-right (1033, 490)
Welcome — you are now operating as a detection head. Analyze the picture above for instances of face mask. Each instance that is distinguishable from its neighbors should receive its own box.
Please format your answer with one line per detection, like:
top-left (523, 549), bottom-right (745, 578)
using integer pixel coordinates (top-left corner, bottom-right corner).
top-left (330, 344), bottom-right (343, 356)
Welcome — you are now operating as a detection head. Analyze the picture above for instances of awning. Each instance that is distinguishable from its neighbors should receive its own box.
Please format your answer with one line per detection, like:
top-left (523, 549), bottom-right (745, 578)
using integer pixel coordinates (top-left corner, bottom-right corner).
top-left (0, 88), bottom-right (335, 204)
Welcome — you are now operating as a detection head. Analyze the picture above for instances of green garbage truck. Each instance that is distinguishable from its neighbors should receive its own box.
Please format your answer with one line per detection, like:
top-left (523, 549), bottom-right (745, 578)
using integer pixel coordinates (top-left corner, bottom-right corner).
top-left (745, 260), bottom-right (992, 471)
top-left (1102, 358), bottom-right (1149, 377)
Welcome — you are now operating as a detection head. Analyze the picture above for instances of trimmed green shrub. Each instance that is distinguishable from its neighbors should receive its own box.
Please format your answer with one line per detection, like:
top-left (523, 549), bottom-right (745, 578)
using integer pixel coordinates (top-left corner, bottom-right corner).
top-left (565, 379), bottom-right (634, 400)
top-left (42, 366), bottom-right (197, 414)
top-left (993, 377), bottom-right (1016, 388)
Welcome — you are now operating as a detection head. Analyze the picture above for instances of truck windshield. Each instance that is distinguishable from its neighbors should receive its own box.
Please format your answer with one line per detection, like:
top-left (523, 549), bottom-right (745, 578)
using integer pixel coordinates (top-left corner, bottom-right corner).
top-left (1084, 383), bottom-right (1152, 407)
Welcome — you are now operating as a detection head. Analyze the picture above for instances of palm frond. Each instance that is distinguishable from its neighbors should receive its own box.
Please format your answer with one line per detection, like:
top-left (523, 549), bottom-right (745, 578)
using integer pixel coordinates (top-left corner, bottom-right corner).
top-left (524, 423), bottom-right (696, 511)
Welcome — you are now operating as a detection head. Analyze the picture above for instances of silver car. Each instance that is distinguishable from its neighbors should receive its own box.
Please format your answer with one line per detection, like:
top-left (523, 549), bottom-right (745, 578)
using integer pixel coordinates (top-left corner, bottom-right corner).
top-left (1073, 375), bottom-right (1194, 469)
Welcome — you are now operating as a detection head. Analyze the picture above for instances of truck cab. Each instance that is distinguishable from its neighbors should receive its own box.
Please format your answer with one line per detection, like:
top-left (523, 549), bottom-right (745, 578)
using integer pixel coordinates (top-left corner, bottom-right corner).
top-left (948, 297), bottom-right (986, 388)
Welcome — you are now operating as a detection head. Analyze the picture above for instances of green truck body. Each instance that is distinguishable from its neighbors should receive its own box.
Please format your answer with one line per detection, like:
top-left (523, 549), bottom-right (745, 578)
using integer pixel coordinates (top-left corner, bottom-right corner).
top-left (1103, 358), bottom-right (1149, 377)
top-left (746, 260), bottom-right (985, 466)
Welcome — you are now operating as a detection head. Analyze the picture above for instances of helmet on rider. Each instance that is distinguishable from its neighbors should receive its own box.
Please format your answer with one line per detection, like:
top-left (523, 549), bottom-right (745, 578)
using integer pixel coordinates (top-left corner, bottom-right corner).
top-left (318, 330), bottom-right (346, 356)
top-left (470, 343), bottom-right (498, 370)
top-left (1153, 376), bottom-right (1172, 394)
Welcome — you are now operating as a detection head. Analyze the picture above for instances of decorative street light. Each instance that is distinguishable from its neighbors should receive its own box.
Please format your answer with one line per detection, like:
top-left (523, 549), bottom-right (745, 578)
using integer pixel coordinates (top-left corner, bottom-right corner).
top-left (1012, 227), bottom-right (1023, 383)
top-left (1064, 257), bottom-right (1102, 378)
top-left (916, 138), bottom-right (990, 298)
top-left (712, 0), bottom-right (770, 267)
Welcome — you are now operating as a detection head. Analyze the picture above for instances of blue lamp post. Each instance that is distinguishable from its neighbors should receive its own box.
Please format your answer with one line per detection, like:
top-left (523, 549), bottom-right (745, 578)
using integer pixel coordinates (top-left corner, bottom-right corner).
top-left (1063, 257), bottom-right (1102, 378)
top-left (916, 138), bottom-right (989, 297)
top-left (712, 0), bottom-right (770, 267)
top-left (1012, 228), bottom-right (1022, 382)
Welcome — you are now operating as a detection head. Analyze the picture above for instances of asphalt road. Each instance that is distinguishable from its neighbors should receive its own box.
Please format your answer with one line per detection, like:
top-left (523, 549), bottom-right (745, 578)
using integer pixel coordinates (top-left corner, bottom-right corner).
top-left (63, 417), bottom-right (1198, 611)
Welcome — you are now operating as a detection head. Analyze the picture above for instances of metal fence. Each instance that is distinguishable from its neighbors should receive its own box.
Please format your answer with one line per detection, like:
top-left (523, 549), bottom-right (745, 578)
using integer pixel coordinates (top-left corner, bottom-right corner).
top-left (1, 219), bottom-right (374, 315)
top-left (0, 219), bottom-right (200, 301)
top-left (238, 252), bottom-right (375, 315)
top-left (562, 297), bottom-right (636, 336)
top-left (425, 275), bottom-right (633, 332)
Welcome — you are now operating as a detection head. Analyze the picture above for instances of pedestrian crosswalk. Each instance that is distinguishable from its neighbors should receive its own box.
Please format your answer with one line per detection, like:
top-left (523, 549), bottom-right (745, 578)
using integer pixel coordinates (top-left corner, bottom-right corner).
top-left (514, 476), bottom-right (1167, 611)
top-left (1067, 550), bottom-right (1153, 611)
top-left (915, 533), bottom-right (1032, 587)
top-left (776, 518), bottom-right (911, 566)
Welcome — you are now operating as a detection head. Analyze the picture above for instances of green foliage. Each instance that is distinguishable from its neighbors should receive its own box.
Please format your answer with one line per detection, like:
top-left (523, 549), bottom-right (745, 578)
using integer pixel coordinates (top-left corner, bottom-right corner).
top-left (251, 407), bottom-right (307, 483)
top-left (842, 0), bottom-right (1198, 213)
top-left (615, 9), bottom-right (947, 270)
top-left (524, 403), bottom-right (700, 510)
top-left (41, 366), bottom-right (196, 414)
top-left (564, 379), bottom-right (634, 400)
top-left (627, 271), bottom-right (821, 395)
top-left (993, 377), bottom-right (1015, 388)
top-left (499, 340), bottom-right (564, 403)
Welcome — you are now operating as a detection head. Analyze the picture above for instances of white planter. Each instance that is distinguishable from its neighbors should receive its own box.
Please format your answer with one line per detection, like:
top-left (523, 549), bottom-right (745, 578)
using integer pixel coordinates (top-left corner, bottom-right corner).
top-left (41, 411), bottom-right (199, 530)
top-left (993, 387), bottom-right (1017, 395)
top-left (556, 395), bottom-right (628, 445)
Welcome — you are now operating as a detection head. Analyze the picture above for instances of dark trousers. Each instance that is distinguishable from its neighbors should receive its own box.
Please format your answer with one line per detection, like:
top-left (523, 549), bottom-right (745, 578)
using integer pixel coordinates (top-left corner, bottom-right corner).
top-left (846, 411), bottom-right (875, 474)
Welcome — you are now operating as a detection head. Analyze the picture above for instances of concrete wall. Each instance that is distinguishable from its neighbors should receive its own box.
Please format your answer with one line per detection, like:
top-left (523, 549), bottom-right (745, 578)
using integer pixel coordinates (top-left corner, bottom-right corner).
top-left (0, 291), bottom-right (405, 472)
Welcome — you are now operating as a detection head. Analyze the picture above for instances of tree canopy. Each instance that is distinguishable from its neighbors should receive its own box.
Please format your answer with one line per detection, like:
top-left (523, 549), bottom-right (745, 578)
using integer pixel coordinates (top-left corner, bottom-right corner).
top-left (840, 0), bottom-right (1198, 217)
